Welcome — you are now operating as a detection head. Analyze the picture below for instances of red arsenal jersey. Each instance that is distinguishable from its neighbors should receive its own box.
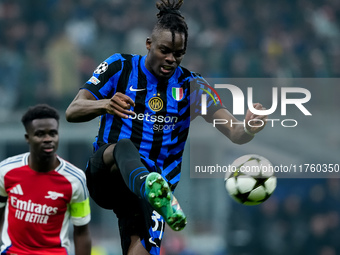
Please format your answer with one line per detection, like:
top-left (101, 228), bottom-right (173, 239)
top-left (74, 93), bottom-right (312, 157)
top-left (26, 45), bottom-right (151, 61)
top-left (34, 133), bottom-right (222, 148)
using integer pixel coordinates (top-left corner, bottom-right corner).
top-left (0, 153), bottom-right (91, 255)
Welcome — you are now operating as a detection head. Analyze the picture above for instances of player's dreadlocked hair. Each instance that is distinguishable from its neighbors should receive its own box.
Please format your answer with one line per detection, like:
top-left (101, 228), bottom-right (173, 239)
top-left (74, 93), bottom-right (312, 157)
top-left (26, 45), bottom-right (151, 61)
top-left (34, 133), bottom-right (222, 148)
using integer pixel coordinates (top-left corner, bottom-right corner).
top-left (153, 0), bottom-right (188, 51)
top-left (22, 104), bottom-right (60, 130)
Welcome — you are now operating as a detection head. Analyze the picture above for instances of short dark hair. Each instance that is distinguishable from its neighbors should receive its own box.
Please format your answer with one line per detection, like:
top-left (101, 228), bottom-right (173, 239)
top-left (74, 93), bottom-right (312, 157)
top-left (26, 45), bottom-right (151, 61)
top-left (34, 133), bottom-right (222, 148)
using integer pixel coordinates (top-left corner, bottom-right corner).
top-left (21, 104), bottom-right (60, 130)
top-left (153, 0), bottom-right (188, 51)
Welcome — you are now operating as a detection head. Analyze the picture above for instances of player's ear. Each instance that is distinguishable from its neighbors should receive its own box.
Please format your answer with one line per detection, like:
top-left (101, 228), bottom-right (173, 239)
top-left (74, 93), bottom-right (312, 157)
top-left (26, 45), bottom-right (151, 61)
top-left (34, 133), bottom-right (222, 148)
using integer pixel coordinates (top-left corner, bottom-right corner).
top-left (24, 134), bottom-right (29, 143)
top-left (146, 37), bottom-right (152, 51)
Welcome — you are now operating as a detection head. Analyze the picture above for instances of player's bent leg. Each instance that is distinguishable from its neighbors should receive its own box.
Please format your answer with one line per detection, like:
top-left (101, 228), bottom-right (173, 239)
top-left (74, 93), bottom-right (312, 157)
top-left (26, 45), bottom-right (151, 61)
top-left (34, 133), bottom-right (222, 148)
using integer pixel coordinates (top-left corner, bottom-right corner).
top-left (145, 172), bottom-right (187, 231)
top-left (86, 143), bottom-right (118, 209)
top-left (102, 143), bottom-right (118, 172)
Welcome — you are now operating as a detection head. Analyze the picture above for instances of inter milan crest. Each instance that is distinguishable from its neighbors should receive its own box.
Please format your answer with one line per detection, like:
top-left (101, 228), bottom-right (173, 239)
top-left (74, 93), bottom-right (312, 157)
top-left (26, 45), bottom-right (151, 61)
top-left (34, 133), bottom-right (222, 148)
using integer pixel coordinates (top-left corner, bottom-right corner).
top-left (149, 96), bottom-right (163, 112)
top-left (94, 62), bottom-right (108, 74)
top-left (172, 87), bottom-right (183, 101)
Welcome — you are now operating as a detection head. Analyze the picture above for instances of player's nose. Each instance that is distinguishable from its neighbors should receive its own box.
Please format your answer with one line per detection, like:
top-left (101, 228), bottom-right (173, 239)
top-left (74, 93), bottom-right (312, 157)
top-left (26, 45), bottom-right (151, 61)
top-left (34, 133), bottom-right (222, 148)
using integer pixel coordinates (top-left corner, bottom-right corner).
top-left (165, 53), bottom-right (175, 63)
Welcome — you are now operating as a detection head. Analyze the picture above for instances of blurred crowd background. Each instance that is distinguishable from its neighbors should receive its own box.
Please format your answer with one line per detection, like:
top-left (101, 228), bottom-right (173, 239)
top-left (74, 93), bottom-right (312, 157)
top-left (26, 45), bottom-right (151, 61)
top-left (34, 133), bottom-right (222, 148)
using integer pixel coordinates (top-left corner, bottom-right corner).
top-left (1, 0), bottom-right (340, 116)
top-left (0, 0), bottom-right (340, 254)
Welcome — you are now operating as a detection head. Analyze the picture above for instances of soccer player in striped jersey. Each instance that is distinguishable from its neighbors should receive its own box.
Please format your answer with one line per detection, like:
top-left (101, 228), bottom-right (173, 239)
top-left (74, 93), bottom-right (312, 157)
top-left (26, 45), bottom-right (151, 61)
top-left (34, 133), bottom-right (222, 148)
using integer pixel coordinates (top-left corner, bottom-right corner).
top-left (66, 0), bottom-right (267, 254)
top-left (0, 104), bottom-right (91, 255)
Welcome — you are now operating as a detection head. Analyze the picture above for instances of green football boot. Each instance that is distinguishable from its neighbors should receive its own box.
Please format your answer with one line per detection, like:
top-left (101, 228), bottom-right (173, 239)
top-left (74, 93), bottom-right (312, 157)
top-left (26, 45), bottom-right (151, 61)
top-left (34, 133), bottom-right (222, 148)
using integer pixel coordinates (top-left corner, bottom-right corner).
top-left (145, 172), bottom-right (187, 231)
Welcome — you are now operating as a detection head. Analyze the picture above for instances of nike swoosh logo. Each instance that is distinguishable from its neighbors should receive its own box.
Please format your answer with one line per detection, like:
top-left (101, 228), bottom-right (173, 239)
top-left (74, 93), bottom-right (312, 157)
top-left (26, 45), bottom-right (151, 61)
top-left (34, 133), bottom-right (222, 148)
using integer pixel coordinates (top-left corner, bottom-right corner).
top-left (149, 237), bottom-right (158, 247)
top-left (140, 175), bottom-right (148, 180)
top-left (129, 85), bottom-right (146, 92)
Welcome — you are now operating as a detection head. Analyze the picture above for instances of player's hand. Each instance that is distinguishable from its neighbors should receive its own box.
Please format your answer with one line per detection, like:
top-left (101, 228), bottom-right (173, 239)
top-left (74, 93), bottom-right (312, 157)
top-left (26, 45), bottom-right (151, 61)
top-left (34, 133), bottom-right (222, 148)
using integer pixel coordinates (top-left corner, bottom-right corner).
top-left (106, 92), bottom-right (135, 118)
top-left (244, 103), bottom-right (267, 135)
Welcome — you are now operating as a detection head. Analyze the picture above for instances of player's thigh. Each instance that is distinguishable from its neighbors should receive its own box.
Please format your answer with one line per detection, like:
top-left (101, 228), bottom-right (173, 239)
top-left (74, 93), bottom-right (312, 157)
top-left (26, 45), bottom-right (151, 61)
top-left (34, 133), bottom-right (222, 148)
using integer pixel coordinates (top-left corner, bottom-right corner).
top-left (102, 143), bottom-right (116, 169)
top-left (86, 143), bottom-right (121, 209)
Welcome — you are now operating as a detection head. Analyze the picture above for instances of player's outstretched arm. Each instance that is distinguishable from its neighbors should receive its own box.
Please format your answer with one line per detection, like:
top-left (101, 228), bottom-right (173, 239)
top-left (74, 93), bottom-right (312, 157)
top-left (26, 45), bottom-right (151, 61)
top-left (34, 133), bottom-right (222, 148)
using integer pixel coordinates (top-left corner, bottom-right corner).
top-left (73, 224), bottom-right (91, 255)
top-left (66, 90), bottom-right (135, 122)
top-left (212, 103), bottom-right (267, 144)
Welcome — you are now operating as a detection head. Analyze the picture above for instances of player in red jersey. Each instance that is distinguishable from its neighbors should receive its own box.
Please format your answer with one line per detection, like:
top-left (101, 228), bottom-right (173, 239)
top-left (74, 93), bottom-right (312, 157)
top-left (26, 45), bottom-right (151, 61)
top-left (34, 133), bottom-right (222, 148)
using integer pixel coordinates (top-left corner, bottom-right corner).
top-left (0, 104), bottom-right (91, 255)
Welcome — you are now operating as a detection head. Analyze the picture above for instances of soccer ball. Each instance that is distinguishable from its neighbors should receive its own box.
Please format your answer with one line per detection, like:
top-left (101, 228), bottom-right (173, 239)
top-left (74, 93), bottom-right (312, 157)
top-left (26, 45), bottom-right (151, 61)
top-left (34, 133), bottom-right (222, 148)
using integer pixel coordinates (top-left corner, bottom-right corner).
top-left (224, 154), bottom-right (277, 205)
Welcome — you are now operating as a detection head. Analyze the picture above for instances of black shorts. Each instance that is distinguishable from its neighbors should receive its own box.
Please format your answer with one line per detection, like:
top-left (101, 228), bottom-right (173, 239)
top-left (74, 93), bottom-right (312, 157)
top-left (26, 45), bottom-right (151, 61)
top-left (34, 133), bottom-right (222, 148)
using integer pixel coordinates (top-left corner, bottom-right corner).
top-left (86, 144), bottom-right (165, 255)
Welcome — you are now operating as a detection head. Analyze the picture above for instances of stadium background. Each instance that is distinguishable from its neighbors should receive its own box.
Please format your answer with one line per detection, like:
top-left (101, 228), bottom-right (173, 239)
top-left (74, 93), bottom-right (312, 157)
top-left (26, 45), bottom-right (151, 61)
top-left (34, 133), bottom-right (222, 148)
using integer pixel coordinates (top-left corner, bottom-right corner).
top-left (0, 0), bottom-right (340, 254)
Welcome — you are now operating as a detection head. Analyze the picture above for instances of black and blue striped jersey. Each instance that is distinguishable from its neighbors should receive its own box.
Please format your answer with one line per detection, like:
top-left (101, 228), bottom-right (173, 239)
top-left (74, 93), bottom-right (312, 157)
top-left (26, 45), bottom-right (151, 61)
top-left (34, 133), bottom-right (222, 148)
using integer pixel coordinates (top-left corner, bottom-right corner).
top-left (82, 53), bottom-right (223, 189)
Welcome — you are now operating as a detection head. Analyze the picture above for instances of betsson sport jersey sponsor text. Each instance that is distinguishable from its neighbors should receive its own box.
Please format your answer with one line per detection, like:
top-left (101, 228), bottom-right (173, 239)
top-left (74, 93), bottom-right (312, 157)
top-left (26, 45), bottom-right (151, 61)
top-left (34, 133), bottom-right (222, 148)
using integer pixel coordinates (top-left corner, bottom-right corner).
top-left (129, 112), bottom-right (178, 132)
